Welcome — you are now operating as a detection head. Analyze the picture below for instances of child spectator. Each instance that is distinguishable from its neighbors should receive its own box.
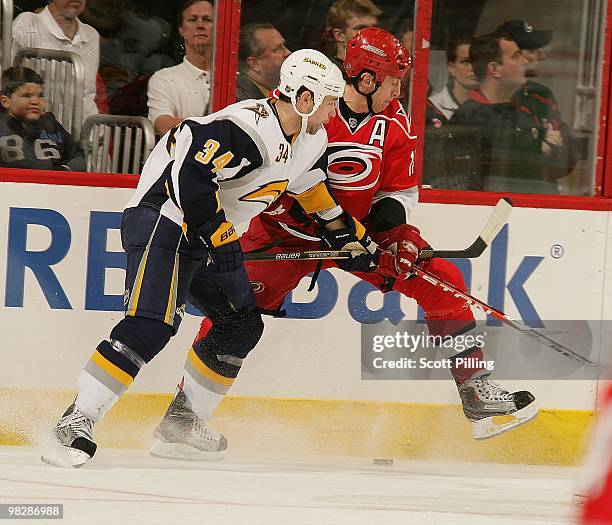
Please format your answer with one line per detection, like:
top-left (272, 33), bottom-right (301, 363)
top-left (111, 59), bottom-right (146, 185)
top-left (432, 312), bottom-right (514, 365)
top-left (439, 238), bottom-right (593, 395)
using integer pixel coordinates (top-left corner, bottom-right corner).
top-left (0, 67), bottom-right (86, 171)
top-left (12, 0), bottom-right (101, 120)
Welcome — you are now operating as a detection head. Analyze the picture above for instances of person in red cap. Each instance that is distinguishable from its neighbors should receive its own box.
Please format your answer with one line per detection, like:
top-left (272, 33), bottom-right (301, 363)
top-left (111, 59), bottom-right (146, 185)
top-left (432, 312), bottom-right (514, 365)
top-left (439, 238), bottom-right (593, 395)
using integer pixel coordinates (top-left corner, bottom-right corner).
top-left (495, 20), bottom-right (576, 186)
top-left (149, 27), bottom-right (538, 461)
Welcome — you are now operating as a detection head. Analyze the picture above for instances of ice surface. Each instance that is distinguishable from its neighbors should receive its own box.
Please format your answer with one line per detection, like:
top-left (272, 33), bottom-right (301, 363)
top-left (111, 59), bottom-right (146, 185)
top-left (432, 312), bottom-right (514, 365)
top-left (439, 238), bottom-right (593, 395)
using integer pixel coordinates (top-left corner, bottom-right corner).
top-left (0, 447), bottom-right (579, 525)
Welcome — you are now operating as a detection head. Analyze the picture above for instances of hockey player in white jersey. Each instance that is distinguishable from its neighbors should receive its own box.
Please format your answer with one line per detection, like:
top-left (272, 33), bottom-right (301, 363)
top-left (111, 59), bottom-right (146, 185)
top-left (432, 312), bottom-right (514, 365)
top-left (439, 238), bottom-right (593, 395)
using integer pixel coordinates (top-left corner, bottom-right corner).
top-left (41, 49), bottom-right (377, 468)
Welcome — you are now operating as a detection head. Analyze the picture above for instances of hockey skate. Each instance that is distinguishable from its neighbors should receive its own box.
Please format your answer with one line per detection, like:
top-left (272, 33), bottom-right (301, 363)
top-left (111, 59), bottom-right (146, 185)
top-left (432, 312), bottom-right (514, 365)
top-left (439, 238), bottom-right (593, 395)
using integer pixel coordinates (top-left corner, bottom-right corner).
top-left (40, 403), bottom-right (97, 468)
top-left (150, 390), bottom-right (227, 461)
top-left (459, 377), bottom-right (538, 439)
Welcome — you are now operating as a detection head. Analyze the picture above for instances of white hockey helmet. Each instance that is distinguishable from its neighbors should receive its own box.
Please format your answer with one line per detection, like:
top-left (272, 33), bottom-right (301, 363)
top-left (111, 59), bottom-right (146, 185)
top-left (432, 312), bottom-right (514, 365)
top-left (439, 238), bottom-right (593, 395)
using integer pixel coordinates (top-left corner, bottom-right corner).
top-left (278, 49), bottom-right (345, 117)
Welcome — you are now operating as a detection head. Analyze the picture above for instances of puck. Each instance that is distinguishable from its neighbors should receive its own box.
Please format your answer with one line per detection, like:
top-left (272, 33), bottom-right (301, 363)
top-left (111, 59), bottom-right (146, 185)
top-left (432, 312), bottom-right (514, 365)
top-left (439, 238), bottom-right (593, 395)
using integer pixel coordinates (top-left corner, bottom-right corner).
top-left (373, 458), bottom-right (394, 466)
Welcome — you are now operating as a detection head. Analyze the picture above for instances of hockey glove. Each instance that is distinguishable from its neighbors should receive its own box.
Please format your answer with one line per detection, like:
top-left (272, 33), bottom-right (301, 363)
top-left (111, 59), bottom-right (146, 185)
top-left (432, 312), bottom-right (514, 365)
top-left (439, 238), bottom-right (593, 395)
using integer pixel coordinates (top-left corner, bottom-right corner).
top-left (320, 215), bottom-right (377, 273)
top-left (197, 213), bottom-right (244, 273)
top-left (375, 224), bottom-right (430, 277)
top-left (206, 240), bottom-right (244, 273)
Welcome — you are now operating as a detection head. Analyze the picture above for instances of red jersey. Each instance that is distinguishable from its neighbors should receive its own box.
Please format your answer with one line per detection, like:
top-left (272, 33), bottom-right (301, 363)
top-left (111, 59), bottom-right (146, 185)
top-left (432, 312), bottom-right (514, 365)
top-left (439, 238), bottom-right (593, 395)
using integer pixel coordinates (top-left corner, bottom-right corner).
top-left (324, 98), bottom-right (418, 220)
top-left (580, 383), bottom-right (612, 524)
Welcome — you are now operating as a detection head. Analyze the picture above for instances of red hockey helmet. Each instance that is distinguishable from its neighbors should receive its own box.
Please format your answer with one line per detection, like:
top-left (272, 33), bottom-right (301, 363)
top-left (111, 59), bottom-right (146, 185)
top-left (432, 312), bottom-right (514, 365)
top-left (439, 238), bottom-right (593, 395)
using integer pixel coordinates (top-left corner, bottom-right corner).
top-left (343, 27), bottom-right (411, 84)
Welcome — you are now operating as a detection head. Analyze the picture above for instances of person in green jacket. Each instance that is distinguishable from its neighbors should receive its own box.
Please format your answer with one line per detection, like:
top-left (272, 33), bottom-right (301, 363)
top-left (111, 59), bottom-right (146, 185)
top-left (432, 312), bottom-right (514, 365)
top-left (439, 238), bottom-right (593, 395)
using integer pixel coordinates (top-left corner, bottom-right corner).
top-left (451, 31), bottom-right (573, 194)
top-left (496, 19), bottom-right (577, 184)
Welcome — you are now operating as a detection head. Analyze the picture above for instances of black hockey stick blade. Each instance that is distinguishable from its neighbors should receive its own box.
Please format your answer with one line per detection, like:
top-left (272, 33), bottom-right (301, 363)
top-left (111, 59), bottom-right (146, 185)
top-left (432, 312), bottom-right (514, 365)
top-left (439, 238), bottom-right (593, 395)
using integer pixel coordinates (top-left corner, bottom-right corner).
top-left (421, 197), bottom-right (513, 259)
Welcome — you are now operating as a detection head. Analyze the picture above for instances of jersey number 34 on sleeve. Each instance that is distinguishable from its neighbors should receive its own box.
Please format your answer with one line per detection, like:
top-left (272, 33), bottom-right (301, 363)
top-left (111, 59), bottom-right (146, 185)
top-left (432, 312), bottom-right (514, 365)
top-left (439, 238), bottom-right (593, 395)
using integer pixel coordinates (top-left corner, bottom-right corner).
top-left (195, 139), bottom-right (235, 173)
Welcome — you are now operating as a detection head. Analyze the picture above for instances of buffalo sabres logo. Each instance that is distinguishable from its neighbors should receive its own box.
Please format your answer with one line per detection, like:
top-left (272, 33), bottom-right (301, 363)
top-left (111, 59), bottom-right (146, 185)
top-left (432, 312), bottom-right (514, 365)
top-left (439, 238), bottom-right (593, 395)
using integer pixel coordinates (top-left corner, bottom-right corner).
top-left (239, 180), bottom-right (289, 207)
top-left (326, 142), bottom-right (382, 191)
top-left (244, 103), bottom-right (270, 123)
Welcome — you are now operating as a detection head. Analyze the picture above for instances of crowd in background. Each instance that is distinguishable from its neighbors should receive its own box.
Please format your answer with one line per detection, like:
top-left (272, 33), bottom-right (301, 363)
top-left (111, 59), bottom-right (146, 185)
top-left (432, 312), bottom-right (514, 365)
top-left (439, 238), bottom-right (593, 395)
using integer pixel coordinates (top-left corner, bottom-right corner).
top-left (0, 0), bottom-right (582, 195)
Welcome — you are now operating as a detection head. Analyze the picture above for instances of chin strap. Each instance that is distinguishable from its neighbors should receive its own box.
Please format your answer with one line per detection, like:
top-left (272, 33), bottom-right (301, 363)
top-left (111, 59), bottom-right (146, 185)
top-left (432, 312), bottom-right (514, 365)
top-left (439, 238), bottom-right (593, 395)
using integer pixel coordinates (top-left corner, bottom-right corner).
top-left (351, 74), bottom-right (380, 113)
top-left (300, 115), bottom-right (309, 135)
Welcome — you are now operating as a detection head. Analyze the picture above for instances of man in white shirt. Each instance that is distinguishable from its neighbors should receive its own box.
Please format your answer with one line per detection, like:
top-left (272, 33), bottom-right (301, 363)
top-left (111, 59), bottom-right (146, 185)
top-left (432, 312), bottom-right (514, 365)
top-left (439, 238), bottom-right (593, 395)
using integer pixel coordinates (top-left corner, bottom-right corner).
top-left (147, 0), bottom-right (213, 137)
top-left (12, 0), bottom-right (101, 121)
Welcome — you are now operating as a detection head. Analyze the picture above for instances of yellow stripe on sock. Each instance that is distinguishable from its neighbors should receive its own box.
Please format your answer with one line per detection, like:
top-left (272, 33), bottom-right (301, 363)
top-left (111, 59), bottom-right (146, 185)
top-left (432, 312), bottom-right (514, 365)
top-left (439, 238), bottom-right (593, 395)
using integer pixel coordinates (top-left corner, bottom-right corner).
top-left (188, 348), bottom-right (234, 387)
top-left (91, 351), bottom-right (134, 387)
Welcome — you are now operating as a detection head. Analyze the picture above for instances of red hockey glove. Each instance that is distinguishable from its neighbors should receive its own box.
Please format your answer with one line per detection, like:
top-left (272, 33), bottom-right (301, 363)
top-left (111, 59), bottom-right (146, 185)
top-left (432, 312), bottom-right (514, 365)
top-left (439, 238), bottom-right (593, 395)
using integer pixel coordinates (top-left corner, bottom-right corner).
top-left (375, 224), bottom-right (430, 277)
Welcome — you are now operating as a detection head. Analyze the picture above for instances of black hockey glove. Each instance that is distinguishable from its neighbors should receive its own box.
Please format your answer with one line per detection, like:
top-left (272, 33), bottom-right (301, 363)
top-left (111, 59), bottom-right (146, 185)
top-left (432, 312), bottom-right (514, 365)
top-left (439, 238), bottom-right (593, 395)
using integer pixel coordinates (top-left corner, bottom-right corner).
top-left (197, 212), bottom-right (244, 273)
top-left (206, 239), bottom-right (244, 273)
top-left (319, 215), bottom-right (377, 273)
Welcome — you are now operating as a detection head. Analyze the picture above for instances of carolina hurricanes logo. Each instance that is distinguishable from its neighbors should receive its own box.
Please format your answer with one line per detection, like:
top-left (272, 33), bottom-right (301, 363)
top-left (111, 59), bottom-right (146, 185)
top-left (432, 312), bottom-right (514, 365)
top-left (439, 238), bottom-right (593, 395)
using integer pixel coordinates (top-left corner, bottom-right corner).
top-left (239, 180), bottom-right (289, 207)
top-left (326, 142), bottom-right (382, 191)
top-left (251, 281), bottom-right (265, 293)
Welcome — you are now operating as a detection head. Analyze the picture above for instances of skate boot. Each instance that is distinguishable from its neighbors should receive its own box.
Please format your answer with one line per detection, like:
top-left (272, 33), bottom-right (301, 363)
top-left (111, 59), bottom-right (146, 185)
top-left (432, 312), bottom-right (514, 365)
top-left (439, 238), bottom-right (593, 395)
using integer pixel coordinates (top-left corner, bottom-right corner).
top-left (40, 403), bottom-right (97, 468)
top-left (458, 377), bottom-right (538, 439)
top-left (150, 390), bottom-right (227, 461)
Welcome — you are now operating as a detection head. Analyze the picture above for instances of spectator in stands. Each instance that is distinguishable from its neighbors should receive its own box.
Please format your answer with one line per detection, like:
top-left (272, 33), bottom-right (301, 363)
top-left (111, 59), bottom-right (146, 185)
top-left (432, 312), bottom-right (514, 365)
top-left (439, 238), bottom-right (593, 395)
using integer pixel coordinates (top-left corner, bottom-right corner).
top-left (423, 36), bottom-right (481, 190)
top-left (81, 0), bottom-right (173, 117)
top-left (395, 17), bottom-right (413, 53)
top-left (496, 19), bottom-right (576, 179)
top-left (236, 22), bottom-right (290, 101)
top-left (451, 32), bottom-right (573, 194)
top-left (394, 18), bottom-right (413, 104)
top-left (12, 0), bottom-right (101, 120)
top-left (147, 0), bottom-right (213, 137)
top-left (0, 67), bottom-right (85, 171)
top-left (325, 0), bottom-right (381, 70)
top-left (428, 36), bottom-right (476, 122)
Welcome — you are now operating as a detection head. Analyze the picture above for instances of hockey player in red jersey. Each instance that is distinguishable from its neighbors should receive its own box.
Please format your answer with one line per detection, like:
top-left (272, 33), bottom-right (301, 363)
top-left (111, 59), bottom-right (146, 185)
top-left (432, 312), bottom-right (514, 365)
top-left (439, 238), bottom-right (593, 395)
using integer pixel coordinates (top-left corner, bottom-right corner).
top-left (579, 383), bottom-right (612, 524)
top-left (151, 27), bottom-right (538, 459)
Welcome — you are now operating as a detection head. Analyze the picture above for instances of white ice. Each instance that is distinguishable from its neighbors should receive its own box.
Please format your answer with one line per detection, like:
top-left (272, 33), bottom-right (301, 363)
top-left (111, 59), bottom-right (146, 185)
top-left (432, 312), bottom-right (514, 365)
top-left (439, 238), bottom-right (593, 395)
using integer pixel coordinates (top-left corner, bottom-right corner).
top-left (0, 447), bottom-right (580, 525)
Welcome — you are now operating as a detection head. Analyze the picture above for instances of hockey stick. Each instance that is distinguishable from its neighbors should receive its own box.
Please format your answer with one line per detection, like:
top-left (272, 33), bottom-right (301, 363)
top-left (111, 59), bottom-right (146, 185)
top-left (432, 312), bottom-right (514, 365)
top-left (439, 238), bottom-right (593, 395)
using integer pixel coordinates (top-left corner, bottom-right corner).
top-left (421, 197), bottom-right (513, 259)
top-left (409, 263), bottom-right (600, 372)
top-left (244, 250), bottom-right (351, 261)
top-left (244, 197), bottom-right (514, 262)
top-left (245, 248), bottom-right (598, 370)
